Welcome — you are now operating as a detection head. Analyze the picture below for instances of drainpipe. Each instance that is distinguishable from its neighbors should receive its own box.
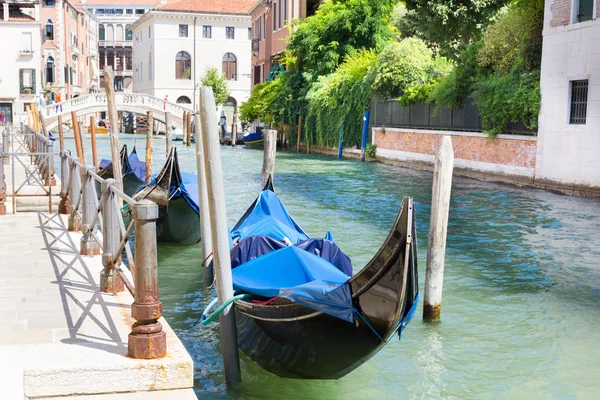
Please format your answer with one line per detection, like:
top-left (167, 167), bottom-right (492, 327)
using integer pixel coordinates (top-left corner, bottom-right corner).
top-left (193, 16), bottom-right (197, 111)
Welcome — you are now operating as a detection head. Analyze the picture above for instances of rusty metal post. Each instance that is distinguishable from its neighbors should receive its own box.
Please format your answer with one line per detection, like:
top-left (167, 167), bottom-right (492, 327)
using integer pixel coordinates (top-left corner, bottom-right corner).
top-left (100, 178), bottom-right (124, 293)
top-left (128, 199), bottom-right (166, 359)
top-left (59, 150), bottom-right (70, 214)
top-left (80, 166), bottom-right (100, 256)
top-left (68, 157), bottom-right (82, 232)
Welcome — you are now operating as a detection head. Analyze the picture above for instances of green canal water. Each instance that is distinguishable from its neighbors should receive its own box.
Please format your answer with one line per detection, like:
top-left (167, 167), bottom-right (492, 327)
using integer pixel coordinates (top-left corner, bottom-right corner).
top-left (65, 135), bottom-right (600, 399)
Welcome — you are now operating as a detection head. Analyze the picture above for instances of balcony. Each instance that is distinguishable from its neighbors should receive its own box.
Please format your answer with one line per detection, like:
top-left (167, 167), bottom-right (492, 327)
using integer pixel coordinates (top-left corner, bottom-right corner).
top-left (72, 44), bottom-right (80, 56)
top-left (99, 40), bottom-right (132, 48)
top-left (251, 38), bottom-right (259, 56)
top-left (88, 47), bottom-right (98, 57)
top-left (19, 49), bottom-right (34, 56)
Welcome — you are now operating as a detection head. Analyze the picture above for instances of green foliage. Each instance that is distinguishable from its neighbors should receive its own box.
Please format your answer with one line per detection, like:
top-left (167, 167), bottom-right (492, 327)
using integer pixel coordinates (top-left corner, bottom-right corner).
top-left (289, 0), bottom-right (396, 76)
top-left (403, 0), bottom-right (509, 59)
top-left (304, 50), bottom-right (377, 147)
top-left (200, 67), bottom-right (230, 106)
top-left (371, 38), bottom-right (451, 101)
top-left (390, 3), bottom-right (418, 38)
top-left (365, 144), bottom-right (377, 159)
top-left (471, 70), bottom-right (541, 137)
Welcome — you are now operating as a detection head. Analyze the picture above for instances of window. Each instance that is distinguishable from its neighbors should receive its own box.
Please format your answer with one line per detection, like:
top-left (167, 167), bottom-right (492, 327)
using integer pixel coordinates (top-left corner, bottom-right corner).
top-left (115, 9), bottom-right (123, 15)
top-left (279, 0), bottom-right (283, 28)
top-left (202, 25), bottom-right (212, 38)
top-left (148, 26), bottom-right (151, 39)
top-left (125, 28), bottom-right (132, 41)
top-left (179, 24), bottom-right (188, 37)
top-left (248, 27), bottom-right (252, 40)
top-left (222, 53), bottom-right (237, 81)
top-left (273, 2), bottom-right (277, 31)
top-left (176, 96), bottom-right (191, 104)
top-left (99, 24), bottom-right (105, 41)
top-left (126, 9), bottom-right (133, 15)
top-left (569, 80), bottom-right (588, 124)
top-left (148, 52), bottom-right (152, 80)
top-left (97, 9), bottom-right (105, 15)
top-left (175, 51), bottom-right (191, 79)
top-left (575, 0), bottom-right (594, 23)
top-left (22, 32), bottom-right (32, 52)
top-left (45, 19), bottom-right (54, 40)
top-left (46, 56), bottom-right (55, 84)
top-left (262, 13), bottom-right (266, 39)
top-left (64, 65), bottom-right (68, 84)
top-left (226, 27), bottom-right (235, 39)
top-left (43, 0), bottom-right (55, 6)
top-left (136, 9), bottom-right (144, 15)
top-left (20, 68), bottom-right (35, 94)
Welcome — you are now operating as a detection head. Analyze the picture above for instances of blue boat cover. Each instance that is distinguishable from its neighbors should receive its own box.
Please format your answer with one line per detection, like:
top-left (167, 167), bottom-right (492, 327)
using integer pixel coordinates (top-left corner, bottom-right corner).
top-left (230, 190), bottom-right (309, 244)
top-left (99, 153), bottom-right (146, 182)
top-left (243, 132), bottom-right (263, 143)
top-left (135, 170), bottom-right (200, 215)
top-left (232, 246), bottom-right (354, 322)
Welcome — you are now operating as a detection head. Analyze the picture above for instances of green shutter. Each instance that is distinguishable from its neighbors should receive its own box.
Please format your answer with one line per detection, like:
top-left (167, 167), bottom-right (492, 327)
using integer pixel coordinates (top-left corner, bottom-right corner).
top-left (19, 69), bottom-right (24, 94)
top-left (32, 69), bottom-right (36, 93)
top-left (64, 66), bottom-right (68, 84)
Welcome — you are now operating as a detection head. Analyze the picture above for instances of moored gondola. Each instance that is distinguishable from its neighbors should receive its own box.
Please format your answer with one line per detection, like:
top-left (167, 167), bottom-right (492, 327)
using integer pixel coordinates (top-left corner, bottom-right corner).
top-left (132, 147), bottom-right (200, 245)
top-left (204, 180), bottom-right (419, 379)
top-left (98, 144), bottom-right (146, 196)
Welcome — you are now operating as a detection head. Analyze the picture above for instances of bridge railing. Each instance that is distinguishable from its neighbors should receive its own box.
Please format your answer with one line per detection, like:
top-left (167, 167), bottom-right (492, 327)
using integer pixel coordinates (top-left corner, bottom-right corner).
top-left (42, 93), bottom-right (191, 122)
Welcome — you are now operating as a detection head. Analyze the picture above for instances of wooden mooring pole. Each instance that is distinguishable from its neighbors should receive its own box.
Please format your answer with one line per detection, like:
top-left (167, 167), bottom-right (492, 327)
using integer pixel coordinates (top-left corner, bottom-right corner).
top-left (194, 112), bottom-right (213, 287)
top-left (198, 86), bottom-right (241, 387)
top-left (296, 115), bottom-right (302, 153)
top-left (72, 111), bottom-right (85, 164)
top-left (146, 111), bottom-right (153, 183)
top-left (57, 115), bottom-right (64, 152)
top-left (182, 110), bottom-right (188, 146)
top-left (231, 113), bottom-right (237, 147)
top-left (186, 111), bottom-right (192, 147)
top-left (165, 111), bottom-right (172, 158)
top-left (360, 109), bottom-right (370, 162)
top-left (423, 136), bottom-right (454, 322)
top-left (262, 129), bottom-right (277, 187)
top-left (90, 116), bottom-right (98, 168)
top-left (104, 67), bottom-right (123, 193)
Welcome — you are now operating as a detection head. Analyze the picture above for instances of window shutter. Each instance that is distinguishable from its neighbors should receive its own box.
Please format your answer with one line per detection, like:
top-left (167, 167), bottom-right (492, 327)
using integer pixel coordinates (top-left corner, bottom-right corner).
top-left (32, 69), bottom-right (36, 93)
top-left (19, 69), bottom-right (24, 93)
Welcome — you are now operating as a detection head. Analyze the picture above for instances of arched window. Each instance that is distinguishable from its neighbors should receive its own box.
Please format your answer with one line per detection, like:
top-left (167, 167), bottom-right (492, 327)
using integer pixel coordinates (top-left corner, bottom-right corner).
top-left (125, 27), bottom-right (133, 41)
top-left (222, 53), bottom-right (237, 81)
top-left (45, 19), bottom-right (54, 41)
top-left (175, 51), bottom-right (191, 80)
top-left (116, 24), bottom-right (124, 41)
top-left (45, 56), bottom-right (55, 84)
top-left (106, 25), bottom-right (114, 41)
top-left (99, 24), bottom-right (105, 41)
top-left (176, 96), bottom-right (191, 104)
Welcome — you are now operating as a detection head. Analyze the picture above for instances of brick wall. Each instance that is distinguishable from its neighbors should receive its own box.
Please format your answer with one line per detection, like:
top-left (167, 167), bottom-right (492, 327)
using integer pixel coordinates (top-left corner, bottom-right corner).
top-left (550, 0), bottom-right (571, 27)
top-left (373, 129), bottom-right (537, 169)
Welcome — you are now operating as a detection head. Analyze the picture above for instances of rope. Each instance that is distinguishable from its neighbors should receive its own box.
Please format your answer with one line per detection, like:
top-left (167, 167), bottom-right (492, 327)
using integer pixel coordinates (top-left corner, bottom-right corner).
top-left (353, 307), bottom-right (384, 342)
top-left (201, 294), bottom-right (254, 325)
top-left (201, 251), bottom-right (213, 267)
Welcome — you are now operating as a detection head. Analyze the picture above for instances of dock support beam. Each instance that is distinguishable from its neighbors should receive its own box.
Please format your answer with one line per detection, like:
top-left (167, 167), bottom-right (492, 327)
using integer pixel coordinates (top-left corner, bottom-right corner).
top-left (165, 111), bottom-right (172, 158)
top-left (68, 157), bottom-right (82, 232)
top-left (90, 116), bottom-right (98, 168)
top-left (296, 115), bottom-right (302, 153)
top-left (100, 178), bottom-right (124, 293)
top-left (104, 67), bottom-right (123, 193)
top-left (199, 87), bottom-right (241, 387)
top-left (59, 150), bottom-right (70, 214)
top-left (128, 199), bottom-right (166, 359)
top-left (80, 166), bottom-right (100, 256)
top-left (262, 129), bottom-right (277, 188)
top-left (423, 136), bottom-right (454, 321)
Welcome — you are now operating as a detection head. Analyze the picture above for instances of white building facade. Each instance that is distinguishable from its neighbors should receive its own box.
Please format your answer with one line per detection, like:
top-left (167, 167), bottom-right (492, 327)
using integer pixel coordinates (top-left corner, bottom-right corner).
top-left (0, 0), bottom-right (42, 125)
top-left (536, 0), bottom-right (600, 190)
top-left (130, 3), bottom-right (252, 121)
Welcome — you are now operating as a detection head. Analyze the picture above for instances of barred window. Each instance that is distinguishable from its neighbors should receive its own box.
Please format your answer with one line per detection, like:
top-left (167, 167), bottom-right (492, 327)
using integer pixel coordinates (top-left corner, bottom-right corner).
top-left (569, 80), bottom-right (588, 124)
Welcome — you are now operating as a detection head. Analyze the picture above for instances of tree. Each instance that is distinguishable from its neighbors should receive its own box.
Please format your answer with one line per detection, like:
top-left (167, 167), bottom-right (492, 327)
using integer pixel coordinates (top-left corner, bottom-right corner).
top-left (200, 67), bottom-right (229, 106)
top-left (403, 0), bottom-right (509, 59)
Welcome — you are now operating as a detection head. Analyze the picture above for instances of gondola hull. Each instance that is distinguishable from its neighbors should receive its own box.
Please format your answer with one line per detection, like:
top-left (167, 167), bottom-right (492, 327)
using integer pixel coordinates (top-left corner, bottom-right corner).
top-left (233, 197), bottom-right (418, 379)
top-left (156, 197), bottom-right (200, 245)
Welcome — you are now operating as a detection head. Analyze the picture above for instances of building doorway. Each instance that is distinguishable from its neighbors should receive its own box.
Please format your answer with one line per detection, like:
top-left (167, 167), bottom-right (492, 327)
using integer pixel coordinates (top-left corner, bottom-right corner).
top-left (0, 103), bottom-right (13, 125)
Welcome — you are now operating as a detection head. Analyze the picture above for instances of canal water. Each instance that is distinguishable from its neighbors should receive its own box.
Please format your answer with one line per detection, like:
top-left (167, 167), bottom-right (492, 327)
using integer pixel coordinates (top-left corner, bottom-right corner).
top-left (65, 135), bottom-right (600, 399)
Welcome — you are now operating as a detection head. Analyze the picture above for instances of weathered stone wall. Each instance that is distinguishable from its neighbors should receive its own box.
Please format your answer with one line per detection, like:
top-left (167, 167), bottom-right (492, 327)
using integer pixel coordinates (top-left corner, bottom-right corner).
top-left (550, 0), bottom-right (571, 27)
top-left (373, 128), bottom-right (536, 168)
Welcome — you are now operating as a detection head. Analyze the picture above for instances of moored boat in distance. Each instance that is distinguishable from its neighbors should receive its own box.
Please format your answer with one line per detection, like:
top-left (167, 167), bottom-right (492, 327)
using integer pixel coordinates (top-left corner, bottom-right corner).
top-left (97, 144), bottom-right (146, 196)
top-left (132, 147), bottom-right (200, 245)
top-left (242, 132), bottom-right (263, 149)
top-left (202, 179), bottom-right (419, 379)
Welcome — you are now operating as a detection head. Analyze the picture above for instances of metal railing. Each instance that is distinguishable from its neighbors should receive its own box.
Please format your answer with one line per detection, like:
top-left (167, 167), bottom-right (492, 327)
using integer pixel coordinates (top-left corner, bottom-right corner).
top-left (0, 123), bottom-right (166, 359)
top-left (59, 148), bottom-right (166, 358)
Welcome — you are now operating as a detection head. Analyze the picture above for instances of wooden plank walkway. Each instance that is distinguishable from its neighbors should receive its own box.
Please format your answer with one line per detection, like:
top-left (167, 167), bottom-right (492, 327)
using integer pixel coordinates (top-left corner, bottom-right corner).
top-left (0, 149), bottom-right (196, 399)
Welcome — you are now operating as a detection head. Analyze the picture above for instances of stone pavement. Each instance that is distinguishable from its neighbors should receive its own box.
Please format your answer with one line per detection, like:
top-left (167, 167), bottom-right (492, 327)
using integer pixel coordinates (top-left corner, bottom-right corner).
top-left (0, 212), bottom-right (195, 399)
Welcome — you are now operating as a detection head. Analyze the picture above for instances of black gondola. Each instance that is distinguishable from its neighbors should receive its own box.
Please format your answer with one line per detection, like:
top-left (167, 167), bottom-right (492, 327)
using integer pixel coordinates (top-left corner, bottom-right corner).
top-left (98, 144), bottom-right (146, 196)
top-left (218, 181), bottom-right (419, 379)
top-left (132, 147), bottom-right (200, 245)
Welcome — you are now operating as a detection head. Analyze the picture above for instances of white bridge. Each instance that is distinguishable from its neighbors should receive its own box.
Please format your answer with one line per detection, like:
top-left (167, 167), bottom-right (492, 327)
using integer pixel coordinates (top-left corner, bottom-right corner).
top-left (41, 93), bottom-right (192, 131)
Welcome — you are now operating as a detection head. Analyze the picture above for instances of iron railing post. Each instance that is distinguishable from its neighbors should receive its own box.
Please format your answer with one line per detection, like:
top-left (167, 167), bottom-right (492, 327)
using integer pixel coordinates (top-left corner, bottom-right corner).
top-left (68, 157), bottom-right (82, 232)
top-left (80, 166), bottom-right (100, 256)
top-left (2, 129), bottom-right (8, 165)
top-left (0, 133), bottom-right (5, 216)
top-left (46, 137), bottom-right (55, 187)
top-left (59, 150), bottom-right (70, 214)
top-left (128, 199), bottom-right (166, 359)
top-left (100, 178), bottom-right (124, 293)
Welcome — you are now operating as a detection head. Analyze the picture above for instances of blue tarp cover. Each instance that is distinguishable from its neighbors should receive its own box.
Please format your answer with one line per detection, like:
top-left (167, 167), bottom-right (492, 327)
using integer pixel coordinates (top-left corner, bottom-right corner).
top-left (135, 170), bottom-right (200, 215)
top-left (99, 153), bottom-right (146, 182)
top-left (230, 190), bottom-right (309, 244)
top-left (232, 246), bottom-right (354, 322)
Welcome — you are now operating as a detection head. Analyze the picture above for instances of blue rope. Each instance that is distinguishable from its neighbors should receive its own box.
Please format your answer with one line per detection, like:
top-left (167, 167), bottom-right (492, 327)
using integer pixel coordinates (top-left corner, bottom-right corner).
top-left (352, 307), bottom-right (384, 342)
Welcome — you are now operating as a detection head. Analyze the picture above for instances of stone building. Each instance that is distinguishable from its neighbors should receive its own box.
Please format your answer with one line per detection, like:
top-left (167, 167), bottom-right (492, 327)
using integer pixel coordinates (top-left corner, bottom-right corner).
top-left (536, 0), bottom-right (600, 190)
top-left (130, 0), bottom-right (254, 122)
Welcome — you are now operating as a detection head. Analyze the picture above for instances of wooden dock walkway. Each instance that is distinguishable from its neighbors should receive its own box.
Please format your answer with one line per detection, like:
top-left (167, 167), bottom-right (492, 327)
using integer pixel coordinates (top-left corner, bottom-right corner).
top-left (0, 136), bottom-right (196, 399)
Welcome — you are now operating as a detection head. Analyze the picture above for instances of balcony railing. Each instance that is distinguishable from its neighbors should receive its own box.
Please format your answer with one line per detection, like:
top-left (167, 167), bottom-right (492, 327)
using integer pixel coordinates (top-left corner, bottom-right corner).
top-left (98, 40), bottom-right (132, 47)
top-left (19, 49), bottom-right (34, 56)
top-left (72, 44), bottom-right (80, 56)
